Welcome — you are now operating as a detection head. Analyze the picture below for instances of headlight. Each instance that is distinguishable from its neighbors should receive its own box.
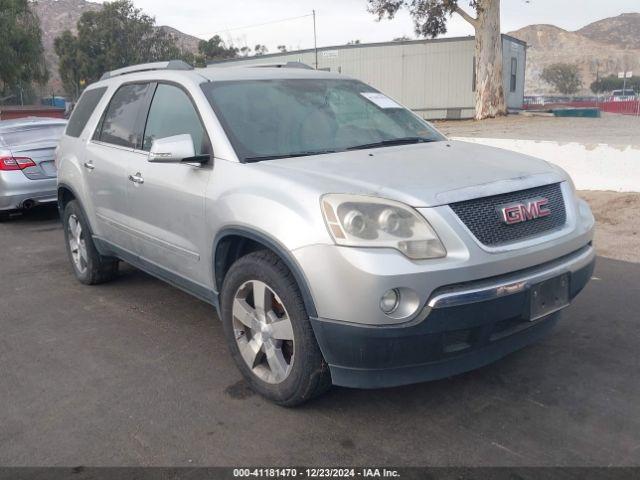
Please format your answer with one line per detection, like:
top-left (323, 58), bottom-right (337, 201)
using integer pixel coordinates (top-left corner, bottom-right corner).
top-left (321, 194), bottom-right (446, 260)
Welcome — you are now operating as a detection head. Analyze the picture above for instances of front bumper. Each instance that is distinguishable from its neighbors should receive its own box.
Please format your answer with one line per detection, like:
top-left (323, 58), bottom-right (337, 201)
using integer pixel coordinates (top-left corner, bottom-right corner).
top-left (310, 245), bottom-right (595, 388)
top-left (0, 170), bottom-right (57, 211)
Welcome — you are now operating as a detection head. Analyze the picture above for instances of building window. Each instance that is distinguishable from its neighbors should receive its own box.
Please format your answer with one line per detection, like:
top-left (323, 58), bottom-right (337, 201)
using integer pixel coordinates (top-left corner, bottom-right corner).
top-left (472, 57), bottom-right (476, 92)
top-left (510, 57), bottom-right (517, 93)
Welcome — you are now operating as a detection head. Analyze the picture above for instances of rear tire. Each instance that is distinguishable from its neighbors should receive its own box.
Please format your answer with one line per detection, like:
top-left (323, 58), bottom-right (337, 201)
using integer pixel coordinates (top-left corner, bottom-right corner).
top-left (220, 250), bottom-right (331, 406)
top-left (62, 200), bottom-right (118, 285)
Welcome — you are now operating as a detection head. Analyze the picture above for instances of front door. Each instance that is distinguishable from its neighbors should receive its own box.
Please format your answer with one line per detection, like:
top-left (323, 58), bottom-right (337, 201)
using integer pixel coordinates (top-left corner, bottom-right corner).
top-left (125, 83), bottom-right (212, 286)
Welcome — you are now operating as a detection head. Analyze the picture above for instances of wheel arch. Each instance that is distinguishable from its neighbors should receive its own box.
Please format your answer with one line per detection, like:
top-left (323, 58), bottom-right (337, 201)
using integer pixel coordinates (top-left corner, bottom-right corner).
top-left (57, 183), bottom-right (78, 216)
top-left (213, 226), bottom-right (318, 318)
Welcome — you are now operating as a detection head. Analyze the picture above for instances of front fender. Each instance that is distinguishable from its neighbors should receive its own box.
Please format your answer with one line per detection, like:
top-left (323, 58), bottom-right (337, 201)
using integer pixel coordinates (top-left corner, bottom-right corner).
top-left (212, 225), bottom-right (319, 318)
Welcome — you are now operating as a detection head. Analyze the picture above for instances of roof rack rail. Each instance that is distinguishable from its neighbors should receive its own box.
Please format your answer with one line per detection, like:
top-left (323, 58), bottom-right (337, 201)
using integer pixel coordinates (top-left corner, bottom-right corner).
top-left (247, 62), bottom-right (314, 70)
top-left (100, 60), bottom-right (194, 80)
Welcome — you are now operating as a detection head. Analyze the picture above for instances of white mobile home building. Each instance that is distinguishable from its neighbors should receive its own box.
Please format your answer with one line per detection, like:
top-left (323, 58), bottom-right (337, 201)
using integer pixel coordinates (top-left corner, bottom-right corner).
top-left (211, 35), bottom-right (527, 120)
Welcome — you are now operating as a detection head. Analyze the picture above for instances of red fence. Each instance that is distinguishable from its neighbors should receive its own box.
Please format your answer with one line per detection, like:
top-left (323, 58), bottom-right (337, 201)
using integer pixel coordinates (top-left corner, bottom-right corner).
top-left (0, 106), bottom-right (66, 121)
top-left (524, 99), bottom-right (640, 116)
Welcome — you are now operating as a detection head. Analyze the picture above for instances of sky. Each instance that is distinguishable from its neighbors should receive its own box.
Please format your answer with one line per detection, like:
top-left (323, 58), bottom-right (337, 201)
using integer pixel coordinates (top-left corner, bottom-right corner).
top-left (108, 0), bottom-right (639, 52)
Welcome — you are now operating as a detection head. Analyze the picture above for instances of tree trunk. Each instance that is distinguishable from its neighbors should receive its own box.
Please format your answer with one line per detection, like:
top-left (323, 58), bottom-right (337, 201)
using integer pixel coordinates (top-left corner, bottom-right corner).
top-left (474, 0), bottom-right (506, 120)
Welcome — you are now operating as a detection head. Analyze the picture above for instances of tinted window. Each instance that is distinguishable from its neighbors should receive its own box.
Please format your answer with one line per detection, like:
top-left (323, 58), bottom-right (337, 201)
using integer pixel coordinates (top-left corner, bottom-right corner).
top-left (143, 84), bottom-right (209, 154)
top-left (99, 83), bottom-right (150, 148)
top-left (66, 87), bottom-right (107, 138)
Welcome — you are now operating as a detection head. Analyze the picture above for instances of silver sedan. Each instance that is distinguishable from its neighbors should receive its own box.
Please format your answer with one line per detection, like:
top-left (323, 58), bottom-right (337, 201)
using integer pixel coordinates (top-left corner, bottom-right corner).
top-left (0, 117), bottom-right (67, 219)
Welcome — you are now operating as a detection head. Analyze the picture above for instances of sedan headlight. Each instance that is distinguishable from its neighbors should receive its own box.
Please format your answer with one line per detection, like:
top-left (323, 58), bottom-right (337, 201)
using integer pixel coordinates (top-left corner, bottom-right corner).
top-left (321, 194), bottom-right (446, 260)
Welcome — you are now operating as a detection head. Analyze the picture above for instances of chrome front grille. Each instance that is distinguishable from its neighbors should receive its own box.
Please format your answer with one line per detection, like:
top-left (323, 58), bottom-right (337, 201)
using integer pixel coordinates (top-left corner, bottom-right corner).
top-left (449, 183), bottom-right (567, 246)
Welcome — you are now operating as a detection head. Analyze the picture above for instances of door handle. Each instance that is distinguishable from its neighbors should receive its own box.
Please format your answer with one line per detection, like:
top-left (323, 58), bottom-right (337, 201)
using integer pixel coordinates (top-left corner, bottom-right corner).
top-left (128, 173), bottom-right (144, 185)
top-left (83, 161), bottom-right (95, 171)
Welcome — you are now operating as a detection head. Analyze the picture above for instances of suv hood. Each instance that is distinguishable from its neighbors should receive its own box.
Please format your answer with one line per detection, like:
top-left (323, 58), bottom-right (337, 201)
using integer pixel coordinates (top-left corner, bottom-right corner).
top-left (259, 140), bottom-right (566, 207)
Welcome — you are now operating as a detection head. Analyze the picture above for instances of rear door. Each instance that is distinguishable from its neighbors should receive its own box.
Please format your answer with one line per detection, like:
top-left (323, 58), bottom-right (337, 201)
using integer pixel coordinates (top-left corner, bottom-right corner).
top-left (84, 82), bottom-right (152, 252)
top-left (125, 82), bottom-right (212, 285)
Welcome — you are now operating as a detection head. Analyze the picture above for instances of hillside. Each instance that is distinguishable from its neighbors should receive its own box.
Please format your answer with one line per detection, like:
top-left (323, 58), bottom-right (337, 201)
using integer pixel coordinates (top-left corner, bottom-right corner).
top-left (159, 25), bottom-right (201, 53)
top-left (30, 1), bottom-right (640, 97)
top-left (32, 0), bottom-right (201, 94)
top-left (508, 13), bottom-right (640, 95)
top-left (577, 12), bottom-right (640, 49)
top-left (33, 0), bottom-right (101, 94)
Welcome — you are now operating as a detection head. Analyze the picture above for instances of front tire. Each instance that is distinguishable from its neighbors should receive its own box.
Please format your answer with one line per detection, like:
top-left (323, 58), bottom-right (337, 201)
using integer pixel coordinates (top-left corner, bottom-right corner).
top-left (62, 200), bottom-right (118, 285)
top-left (220, 250), bottom-right (331, 406)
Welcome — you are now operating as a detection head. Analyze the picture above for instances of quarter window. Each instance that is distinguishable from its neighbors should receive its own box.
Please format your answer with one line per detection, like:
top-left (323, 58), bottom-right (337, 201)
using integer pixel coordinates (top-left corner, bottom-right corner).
top-left (98, 83), bottom-right (150, 148)
top-left (142, 84), bottom-right (209, 155)
top-left (66, 87), bottom-right (107, 138)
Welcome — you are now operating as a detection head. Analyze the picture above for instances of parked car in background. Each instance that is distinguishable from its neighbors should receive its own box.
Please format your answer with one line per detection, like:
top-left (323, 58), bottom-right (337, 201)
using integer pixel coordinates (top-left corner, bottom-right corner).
top-left (0, 117), bottom-right (66, 219)
top-left (611, 89), bottom-right (637, 101)
top-left (56, 61), bottom-right (595, 406)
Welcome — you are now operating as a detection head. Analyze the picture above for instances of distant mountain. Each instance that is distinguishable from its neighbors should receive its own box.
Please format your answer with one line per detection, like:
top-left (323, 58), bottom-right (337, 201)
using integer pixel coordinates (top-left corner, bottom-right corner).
top-left (508, 13), bottom-right (640, 95)
top-left (31, 1), bottom-right (640, 97)
top-left (159, 25), bottom-right (201, 54)
top-left (32, 0), bottom-right (201, 95)
top-left (33, 0), bottom-right (101, 94)
top-left (577, 12), bottom-right (640, 49)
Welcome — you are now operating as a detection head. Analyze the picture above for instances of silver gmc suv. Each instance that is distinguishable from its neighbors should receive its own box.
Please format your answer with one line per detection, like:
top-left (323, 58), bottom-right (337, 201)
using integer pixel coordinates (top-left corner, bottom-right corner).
top-left (56, 61), bottom-right (595, 405)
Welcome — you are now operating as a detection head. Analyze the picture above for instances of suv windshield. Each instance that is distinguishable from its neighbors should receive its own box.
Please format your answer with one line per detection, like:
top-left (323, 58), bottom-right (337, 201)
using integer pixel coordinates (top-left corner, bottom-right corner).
top-left (201, 78), bottom-right (444, 162)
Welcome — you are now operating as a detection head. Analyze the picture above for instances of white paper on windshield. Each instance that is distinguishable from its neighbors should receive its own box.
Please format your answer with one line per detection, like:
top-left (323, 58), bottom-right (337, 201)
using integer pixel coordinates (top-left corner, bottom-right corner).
top-left (360, 92), bottom-right (403, 109)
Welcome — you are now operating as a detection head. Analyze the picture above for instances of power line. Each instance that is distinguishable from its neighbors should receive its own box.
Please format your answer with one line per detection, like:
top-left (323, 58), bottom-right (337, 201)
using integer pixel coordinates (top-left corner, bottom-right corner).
top-left (195, 13), bottom-right (313, 38)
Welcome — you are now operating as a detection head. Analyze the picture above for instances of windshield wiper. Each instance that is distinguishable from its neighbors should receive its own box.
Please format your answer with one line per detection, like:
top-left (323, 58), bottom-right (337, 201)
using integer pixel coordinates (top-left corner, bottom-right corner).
top-left (244, 150), bottom-right (338, 163)
top-left (346, 137), bottom-right (436, 151)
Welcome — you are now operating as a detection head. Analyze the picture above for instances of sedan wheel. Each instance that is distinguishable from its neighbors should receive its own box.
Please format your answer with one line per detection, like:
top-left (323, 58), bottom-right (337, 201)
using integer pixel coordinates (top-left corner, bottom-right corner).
top-left (232, 280), bottom-right (295, 384)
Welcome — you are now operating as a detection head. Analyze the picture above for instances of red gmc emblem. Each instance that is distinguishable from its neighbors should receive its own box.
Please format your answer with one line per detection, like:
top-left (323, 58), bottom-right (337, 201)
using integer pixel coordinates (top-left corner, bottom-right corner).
top-left (498, 197), bottom-right (551, 225)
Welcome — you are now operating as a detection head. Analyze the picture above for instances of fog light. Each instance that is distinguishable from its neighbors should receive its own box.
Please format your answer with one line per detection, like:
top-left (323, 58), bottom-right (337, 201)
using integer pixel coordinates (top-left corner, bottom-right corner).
top-left (380, 289), bottom-right (400, 314)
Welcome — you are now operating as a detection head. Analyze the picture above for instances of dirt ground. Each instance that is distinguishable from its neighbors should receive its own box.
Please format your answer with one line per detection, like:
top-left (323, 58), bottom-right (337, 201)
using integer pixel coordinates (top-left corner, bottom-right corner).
top-left (434, 115), bottom-right (639, 263)
top-left (579, 191), bottom-right (640, 263)
top-left (434, 113), bottom-right (640, 146)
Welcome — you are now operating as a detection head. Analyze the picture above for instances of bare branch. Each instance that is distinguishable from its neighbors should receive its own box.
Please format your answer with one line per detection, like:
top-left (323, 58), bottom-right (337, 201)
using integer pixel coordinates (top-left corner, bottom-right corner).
top-left (454, 5), bottom-right (478, 28)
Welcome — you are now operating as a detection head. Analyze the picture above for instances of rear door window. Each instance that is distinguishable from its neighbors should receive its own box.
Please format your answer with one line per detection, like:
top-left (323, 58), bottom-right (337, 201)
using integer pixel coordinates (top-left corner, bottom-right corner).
top-left (66, 87), bottom-right (107, 138)
top-left (98, 83), bottom-right (151, 148)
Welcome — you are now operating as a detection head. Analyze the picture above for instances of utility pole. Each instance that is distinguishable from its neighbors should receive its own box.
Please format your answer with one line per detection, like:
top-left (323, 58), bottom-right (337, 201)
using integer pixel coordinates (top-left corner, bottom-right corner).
top-left (313, 10), bottom-right (318, 70)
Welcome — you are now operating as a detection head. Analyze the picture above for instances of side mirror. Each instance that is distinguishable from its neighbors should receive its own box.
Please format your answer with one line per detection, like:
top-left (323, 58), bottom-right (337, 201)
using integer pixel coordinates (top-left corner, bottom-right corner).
top-left (148, 134), bottom-right (208, 164)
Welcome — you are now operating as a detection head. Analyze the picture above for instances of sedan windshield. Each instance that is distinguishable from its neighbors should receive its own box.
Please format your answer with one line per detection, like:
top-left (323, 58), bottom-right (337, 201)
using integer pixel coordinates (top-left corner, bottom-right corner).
top-left (201, 78), bottom-right (444, 162)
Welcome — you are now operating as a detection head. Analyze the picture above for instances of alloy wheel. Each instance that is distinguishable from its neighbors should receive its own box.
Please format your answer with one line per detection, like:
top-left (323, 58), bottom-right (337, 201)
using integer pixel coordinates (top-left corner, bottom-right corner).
top-left (67, 214), bottom-right (88, 275)
top-left (232, 280), bottom-right (295, 384)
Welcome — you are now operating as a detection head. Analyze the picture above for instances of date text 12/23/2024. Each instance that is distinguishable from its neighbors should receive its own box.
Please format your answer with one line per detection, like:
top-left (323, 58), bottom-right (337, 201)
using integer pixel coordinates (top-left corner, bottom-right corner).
top-left (233, 468), bottom-right (400, 478)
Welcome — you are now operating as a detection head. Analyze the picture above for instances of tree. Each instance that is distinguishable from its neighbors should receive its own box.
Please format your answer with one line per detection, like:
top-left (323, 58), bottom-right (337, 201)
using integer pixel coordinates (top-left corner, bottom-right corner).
top-left (54, 0), bottom-right (183, 97)
top-left (277, 45), bottom-right (288, 53)
top-left (541, 63), bottom-right (582, 95)
top-left (54, 31), bottom-right (83, 99)
top-left (254, 44), bottom-right (269, 56)
top-left (198, 35), bottom-right (239, 63)
top-left (0, 0), bottom-right (48, 103)
top-left (591, 75), bottom-right (639, 94)
top-left (393, 35), bottom-right (412, 42)
top-left (368, 0), bottom-right (507, 119)
top-left (347, 39), bottom-right (362, 45)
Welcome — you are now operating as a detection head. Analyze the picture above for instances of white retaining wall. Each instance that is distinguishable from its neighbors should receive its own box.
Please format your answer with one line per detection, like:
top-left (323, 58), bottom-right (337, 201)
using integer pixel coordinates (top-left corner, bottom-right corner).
top-left (453, 137), bottom-right (640, 193)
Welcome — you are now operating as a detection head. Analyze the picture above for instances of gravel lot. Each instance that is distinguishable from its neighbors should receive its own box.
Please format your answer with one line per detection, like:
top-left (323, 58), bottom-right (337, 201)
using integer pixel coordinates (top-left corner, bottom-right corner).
top-left (0, 206), bottom-right (639, 467)
top-left (434, 114), bottom-right (640, 264)
top-left (434, 114), bottom-right (640, 146)
top-left (579, 191), bottom-right (640, 263)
